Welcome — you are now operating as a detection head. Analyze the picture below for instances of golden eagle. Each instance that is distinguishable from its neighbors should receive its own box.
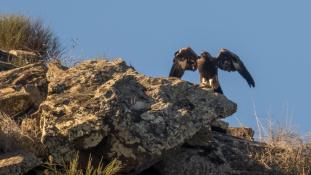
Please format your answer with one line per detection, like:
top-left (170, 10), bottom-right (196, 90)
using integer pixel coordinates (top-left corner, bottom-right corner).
top-left (168, 47), bottom-right (255, 94)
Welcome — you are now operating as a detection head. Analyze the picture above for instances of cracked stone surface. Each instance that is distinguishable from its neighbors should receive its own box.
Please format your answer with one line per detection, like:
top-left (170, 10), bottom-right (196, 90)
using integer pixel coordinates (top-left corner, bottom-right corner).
top-left (38, 59), bottom-right (236, 173)
top-left (0, 59), bottom-right (241, 174)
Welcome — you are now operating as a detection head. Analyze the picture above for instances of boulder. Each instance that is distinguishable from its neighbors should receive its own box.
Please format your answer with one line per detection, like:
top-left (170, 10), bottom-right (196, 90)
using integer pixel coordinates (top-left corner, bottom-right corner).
top-left (0, 58), bottom-right (243, 174)
top-left (8, 50), bottom-right (38, 59)
top-left (227, 127), bottom-right (254, 141)
top-left (211, 119), bottom-right (229, 133)
top-left (8, 50), bottom-right (40, 65)
top-left (37, 59), bottom-right (237, 173)
top-left (153, 130), bottom-right (272, 175)
top-left (0, 152), bottom-right (41, 175)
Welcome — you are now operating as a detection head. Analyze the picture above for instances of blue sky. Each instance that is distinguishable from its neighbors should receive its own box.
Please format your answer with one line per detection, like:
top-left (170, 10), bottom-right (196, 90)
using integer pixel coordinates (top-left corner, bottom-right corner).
top-left (2, 0), bottom-right (311, 136)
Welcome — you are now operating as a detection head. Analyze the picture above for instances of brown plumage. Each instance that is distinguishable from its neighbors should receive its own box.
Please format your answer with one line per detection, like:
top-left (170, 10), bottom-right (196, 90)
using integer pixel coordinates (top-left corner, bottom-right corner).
top-left (169, 47), bottom-right (198, 78)
top-left (197, 48), bottom-right (255, 94)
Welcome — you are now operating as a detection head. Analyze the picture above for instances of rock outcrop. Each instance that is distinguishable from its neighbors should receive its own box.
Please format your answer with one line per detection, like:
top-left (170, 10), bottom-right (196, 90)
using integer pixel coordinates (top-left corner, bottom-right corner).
top-left (0, 62), bottom-right (48, 120)
top-left (38, 59), bottom-right (236, 173)
top-left (8, 50), bottom-right (38, 59)
top-left (0, 58), bottom-right (271, 175)
top-left (152, 130), bottom-right (267, 175)
top-left (0, 152), bottom-right (41, 175)
top-left (0, 49), bottom-right (40, 68)
top-left (227, 127), bottom-right (255, 141)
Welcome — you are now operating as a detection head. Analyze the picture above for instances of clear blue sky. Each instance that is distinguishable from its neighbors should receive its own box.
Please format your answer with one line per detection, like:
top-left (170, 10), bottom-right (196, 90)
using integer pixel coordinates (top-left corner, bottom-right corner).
top-left (2, 0), bottom-right (311, 136)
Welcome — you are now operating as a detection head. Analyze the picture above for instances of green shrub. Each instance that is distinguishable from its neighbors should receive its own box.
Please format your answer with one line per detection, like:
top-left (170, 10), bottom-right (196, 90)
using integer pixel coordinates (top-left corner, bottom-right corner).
top-left (0, 15), bottom-right (62, 60)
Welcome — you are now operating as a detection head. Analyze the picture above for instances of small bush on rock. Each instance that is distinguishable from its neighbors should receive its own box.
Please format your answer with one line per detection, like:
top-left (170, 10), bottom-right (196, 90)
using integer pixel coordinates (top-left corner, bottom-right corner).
top-left (0, 15), bottom-right (62, 62)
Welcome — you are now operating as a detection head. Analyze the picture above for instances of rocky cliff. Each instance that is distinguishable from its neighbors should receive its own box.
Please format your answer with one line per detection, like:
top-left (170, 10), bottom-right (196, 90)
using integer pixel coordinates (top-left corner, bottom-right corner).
top-left (0, 59), bottom-right (274, 175)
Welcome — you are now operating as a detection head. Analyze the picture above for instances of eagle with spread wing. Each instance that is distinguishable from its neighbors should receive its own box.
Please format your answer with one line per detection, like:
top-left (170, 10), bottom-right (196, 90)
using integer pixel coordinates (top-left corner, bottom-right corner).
top-left (169, 47), bottom-right (198, 78)
top-left (197, 48), bottom-right (255, 94)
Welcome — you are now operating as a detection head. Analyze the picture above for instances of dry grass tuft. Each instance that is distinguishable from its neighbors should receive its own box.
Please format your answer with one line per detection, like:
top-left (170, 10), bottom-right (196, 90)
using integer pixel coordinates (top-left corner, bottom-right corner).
top-left (46, 153), bottom-right (122, 175)
top-left (0, 111), bottom-right (27, 153)
top-left (0, 111), bottom-right (45, 155)
top-left (253, 118), bottom-right (311, 175)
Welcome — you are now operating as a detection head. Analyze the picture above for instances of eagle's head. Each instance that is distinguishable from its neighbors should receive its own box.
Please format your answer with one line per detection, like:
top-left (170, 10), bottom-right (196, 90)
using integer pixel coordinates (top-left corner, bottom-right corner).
top-left (200, 51), bottom-right (213, 61)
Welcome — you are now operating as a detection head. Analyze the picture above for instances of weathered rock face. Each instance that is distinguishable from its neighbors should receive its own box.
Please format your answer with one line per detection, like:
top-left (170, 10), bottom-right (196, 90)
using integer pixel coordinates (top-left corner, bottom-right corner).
top-left (0, 61), bottom-right (17, 71)
top-left (227, 127), bottom-right (255, 141)
top-left (152, 129), bottom-right (270, 175)
top-left (0, 152), bottom-right (41, 175)
top-left (0, 50), bottom-right (10, 62)
top-left (1, 58), bottom-right (277, 175)
top-left (9, 50), bottom-right (38, 59)
top-left (0, 49), bottom-right (40, 67)
top-left (37, 59), bottom-right (236, 173)
top-left (0, 62), bottom-right (48, 120)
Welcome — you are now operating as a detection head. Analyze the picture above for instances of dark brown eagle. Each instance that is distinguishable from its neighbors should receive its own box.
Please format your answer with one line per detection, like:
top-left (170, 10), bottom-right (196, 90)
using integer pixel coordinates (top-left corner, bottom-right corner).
top-left (169, 47), bottom-right (198, 78)
top-left (197, 48), bottom-right (255, 94)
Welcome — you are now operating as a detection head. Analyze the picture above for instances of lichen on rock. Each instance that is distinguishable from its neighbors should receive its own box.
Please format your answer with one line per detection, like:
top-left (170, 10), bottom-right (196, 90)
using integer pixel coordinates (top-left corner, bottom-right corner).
top-left (0, 58), bottom-right (242, 174)
top-left (36, 59), bottom-right (237, 173)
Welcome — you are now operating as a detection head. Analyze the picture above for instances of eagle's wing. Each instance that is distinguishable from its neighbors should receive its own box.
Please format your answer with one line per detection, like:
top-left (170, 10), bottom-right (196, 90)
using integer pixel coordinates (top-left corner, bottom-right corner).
top-left (169, 47), bottom-right (198, 78)
top-left (217, 49), bottom-right (255, 87)
top-left (169, 61), bottom-right (185, 78)
top-left (175, 47), bottom-right (198, 60)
